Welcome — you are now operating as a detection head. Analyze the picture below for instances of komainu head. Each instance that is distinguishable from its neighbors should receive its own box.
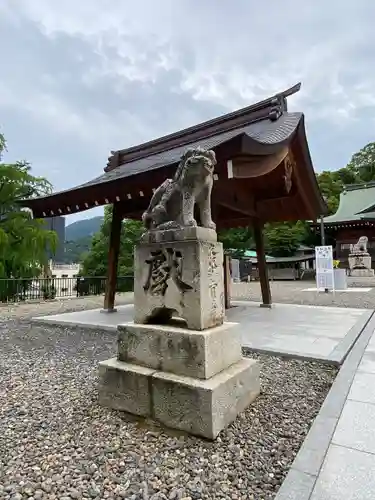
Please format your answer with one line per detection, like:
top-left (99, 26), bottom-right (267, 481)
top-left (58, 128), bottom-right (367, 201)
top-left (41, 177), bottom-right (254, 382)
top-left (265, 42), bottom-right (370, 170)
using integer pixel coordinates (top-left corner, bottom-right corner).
top-left (174, 147), bottom-right (217, 181)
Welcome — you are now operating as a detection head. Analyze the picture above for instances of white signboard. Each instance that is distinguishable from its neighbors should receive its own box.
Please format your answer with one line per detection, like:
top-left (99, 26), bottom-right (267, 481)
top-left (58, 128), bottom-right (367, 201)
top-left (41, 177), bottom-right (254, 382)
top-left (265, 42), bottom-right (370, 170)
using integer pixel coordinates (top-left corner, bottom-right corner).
top-left (315, 245), bottom-right (335, 291)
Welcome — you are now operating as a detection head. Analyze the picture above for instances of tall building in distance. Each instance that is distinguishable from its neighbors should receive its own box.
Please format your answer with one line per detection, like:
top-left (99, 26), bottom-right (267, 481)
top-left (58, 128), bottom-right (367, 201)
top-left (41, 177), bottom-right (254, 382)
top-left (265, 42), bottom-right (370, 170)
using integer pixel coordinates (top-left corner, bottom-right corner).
top-left (44, 216), bottom-right (66, 263)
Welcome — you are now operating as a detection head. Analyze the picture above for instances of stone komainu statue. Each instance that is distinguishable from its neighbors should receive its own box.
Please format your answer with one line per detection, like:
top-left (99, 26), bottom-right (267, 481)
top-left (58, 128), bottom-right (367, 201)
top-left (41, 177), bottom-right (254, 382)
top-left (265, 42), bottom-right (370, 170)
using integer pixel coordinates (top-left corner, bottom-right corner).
top-left (350, 236), bottom-right (369, 255)
top-left (142, 147), bottom-right (217, 231)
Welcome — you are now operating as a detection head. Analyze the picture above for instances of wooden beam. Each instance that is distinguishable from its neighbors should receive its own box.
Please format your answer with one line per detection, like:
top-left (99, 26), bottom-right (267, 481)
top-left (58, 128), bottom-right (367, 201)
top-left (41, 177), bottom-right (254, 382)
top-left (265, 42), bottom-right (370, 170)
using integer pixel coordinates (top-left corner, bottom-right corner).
top-left (230, 147), bottom-right (288, 179)
top-left (103, 202), bottom-right (123, 312)
top-left (219, 200), bottom-right (255, 218)
top-left (217, 217), bottom-right (253, 230)
top-left (253, 220), bottom-right (272, 308)
top-left (214, 181), bottom-right (256, 218)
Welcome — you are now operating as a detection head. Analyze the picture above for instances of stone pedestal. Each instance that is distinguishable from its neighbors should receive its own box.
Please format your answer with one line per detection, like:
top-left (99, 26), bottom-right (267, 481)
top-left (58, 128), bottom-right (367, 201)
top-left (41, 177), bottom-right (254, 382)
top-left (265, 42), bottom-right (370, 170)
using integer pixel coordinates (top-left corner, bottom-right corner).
top-left (348, 253), bottom-right (374, 277)
top-left (152, 358), bottom-right (259, 439)
top-left (117, 322), bottom-right (241, 379)
top-left (134, 227), bottom-right (224, 330)
top-left (98, 227), bottom-right (260, 439)
top-left (99, 321), bottom-right (260, 439)
top-left (350, 268), bottom-right (375, 277)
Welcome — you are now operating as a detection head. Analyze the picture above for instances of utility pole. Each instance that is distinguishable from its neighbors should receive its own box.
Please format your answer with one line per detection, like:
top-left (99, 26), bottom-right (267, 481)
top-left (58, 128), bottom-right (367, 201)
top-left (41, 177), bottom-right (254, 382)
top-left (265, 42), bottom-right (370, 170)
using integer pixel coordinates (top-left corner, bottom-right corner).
top-left (320, 215), bottom-right (326, 246)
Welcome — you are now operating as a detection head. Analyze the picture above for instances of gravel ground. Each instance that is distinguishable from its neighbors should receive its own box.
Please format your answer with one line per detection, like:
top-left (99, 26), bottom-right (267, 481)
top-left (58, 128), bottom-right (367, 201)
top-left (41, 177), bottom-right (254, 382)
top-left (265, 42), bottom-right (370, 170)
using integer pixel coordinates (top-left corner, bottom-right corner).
top-left (231, 278), bottom-right (375, 309)
top-left (0, 293), bottom-right (134, 321)
top-left (0, 316), bottom-right (337, 500)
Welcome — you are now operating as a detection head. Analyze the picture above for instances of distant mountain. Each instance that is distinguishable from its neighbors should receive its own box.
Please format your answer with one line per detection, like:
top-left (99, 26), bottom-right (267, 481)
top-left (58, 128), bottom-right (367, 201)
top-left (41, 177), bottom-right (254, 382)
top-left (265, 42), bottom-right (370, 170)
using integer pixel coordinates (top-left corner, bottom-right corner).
top-left (65, 216), bottom-right (104, 242)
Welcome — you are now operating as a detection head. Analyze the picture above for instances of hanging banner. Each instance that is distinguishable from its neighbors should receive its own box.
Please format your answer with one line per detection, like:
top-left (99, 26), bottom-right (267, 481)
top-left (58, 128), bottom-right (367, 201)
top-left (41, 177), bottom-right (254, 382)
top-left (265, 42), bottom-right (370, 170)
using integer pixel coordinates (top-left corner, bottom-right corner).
top-left (315, 245), bottom-right (335, 291)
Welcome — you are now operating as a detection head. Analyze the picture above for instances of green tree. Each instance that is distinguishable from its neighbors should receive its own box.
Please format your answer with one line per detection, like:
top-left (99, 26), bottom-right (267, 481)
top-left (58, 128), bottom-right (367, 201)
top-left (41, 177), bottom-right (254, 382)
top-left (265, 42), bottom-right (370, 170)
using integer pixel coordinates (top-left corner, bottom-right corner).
top-left (264, 221), bottom-right (306, 257)
top-left (315, 170), bottom-right (343, 215)
top-left (218, 226), bottom-right (253, 256)
top-left (347, 142), bottom-right (375, 183)
top-left (81, 205), bottom-right (143, 277)
top-left (218, 222), bottom-right (308, 258)
top-left (0, 133), bottom-right (57, 283)
top-left (63, 236), bottom-right (92, 264)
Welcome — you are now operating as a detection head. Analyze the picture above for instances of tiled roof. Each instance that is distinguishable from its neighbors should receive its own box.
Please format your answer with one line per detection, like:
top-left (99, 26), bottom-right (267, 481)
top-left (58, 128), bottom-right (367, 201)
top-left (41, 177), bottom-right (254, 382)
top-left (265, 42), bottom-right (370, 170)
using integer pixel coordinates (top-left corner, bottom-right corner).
top-left (64, 112), bottom-right (302, 192)
top-left (323, 183), bottom-right (375, 224)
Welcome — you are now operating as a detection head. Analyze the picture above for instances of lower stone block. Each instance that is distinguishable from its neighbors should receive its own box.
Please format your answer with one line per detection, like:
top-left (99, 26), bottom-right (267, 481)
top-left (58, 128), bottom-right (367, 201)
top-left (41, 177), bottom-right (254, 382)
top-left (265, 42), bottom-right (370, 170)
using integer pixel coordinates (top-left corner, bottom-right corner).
top-left (98, 358), bottom-right (153, 416)
top-left (152, 357), bottom-right (260, 439)
top-left (350, 268), bottom-right (374, 277)
top-left (117, 321), bottom-right (241, 379)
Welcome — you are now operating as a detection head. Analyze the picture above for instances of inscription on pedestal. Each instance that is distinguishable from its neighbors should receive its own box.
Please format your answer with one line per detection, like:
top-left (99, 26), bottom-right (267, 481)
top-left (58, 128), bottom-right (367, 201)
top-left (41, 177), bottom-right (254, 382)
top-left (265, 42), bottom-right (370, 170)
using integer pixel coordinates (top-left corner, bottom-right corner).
top-left (134, 238), bottom-right (224, 330)
top-left (207, 244), bottom-right (222, 321)
top-left (144, 248), bottom-right (193, 296)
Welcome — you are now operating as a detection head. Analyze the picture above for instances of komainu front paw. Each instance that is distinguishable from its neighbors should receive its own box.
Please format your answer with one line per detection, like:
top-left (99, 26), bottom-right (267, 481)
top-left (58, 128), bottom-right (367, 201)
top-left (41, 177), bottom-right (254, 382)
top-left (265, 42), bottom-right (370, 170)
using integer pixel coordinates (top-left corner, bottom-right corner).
top-left (184, 219), bottom-right (197, 227)
top-left (202, 220), bottom-right (216, 230)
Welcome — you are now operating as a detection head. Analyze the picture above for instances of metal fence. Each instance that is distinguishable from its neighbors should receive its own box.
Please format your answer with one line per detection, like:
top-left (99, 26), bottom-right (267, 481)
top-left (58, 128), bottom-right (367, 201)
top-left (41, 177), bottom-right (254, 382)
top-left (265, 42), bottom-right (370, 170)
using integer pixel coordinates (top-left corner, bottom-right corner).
top-left (0, 276), bottom-right (134, 303)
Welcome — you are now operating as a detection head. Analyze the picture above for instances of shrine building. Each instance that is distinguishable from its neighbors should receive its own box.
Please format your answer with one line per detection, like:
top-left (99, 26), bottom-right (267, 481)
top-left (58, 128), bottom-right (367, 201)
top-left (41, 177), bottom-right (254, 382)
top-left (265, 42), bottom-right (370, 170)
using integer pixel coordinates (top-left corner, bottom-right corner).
top-left (318, 182), bottom-right (375, 267)
top-left (21, 82), bottom-right (326, 311)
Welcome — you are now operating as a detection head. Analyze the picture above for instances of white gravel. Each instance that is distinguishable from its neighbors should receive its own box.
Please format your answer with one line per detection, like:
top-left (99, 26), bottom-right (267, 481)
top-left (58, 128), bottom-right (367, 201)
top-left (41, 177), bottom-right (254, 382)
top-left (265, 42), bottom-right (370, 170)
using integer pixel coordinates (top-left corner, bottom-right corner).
top-left (0, 293), bottom-right (134, 321)
top-left (0, 315), bottom-right (337, 500)
top-left (231, 279), bottom-right (375, 309)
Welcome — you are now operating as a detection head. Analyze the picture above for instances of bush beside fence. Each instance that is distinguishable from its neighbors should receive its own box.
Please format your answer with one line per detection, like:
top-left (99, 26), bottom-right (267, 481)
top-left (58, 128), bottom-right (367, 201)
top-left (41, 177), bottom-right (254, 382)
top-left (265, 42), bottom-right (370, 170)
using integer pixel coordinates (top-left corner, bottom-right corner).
top-left (0, 276), bottom-right (134, 303)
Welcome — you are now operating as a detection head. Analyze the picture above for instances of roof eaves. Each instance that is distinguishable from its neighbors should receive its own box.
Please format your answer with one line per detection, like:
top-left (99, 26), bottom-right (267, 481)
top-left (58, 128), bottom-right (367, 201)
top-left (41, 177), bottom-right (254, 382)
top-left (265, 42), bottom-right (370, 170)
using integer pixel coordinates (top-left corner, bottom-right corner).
top-left (344, 181), bottom-right (375, 192)
top-left (20, 111), bottom-right (306, 212)
top-left (105, 83), bottom-right (302, 172)
top-left (356, 202), bottom-right (375, 215)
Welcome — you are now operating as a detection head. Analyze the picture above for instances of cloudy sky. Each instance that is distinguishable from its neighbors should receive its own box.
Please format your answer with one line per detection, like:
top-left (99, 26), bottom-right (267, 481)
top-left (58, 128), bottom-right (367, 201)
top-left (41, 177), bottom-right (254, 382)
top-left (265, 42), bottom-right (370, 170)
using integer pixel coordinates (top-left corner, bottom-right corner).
top-left (1, 0), bottom-right (375, 222)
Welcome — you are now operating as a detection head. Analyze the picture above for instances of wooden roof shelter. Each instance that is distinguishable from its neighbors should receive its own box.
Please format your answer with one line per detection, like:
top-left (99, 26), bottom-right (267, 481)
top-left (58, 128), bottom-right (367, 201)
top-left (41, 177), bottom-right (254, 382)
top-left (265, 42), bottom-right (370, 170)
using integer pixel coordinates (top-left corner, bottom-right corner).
top-left (23, 82), bottom-right (325, 225)
top-left (22, 82), bottom-right (326, 311)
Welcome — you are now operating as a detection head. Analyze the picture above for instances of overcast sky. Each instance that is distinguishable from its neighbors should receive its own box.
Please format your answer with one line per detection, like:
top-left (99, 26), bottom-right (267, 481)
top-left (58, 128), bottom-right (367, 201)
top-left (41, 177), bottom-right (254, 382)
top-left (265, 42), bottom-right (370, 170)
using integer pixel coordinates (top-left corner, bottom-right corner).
top-left (1, 0), bottom-right (375, 222)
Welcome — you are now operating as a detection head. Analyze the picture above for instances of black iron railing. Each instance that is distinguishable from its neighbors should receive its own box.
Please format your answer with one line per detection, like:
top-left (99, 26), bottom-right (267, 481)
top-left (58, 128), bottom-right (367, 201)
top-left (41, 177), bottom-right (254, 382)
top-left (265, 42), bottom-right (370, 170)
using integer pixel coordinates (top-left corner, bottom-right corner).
top-left (0, 276), bottom-right (134, 303)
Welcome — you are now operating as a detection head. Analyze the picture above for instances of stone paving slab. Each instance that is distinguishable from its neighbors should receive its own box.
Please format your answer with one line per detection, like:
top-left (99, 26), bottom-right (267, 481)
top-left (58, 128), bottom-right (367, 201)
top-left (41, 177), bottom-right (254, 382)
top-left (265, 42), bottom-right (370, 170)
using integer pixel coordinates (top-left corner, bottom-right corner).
top-left (303, 287), bottom-right (372, 292)
top-left (310, 445), bottom-right (375, 500)
top-left (33, 300), bottom-right (371, 364)
top-left (32, 304), bottom-right (134, 331)
top-left (275, 310), bottom-right (375, 500)
top-left (228, 301), bottom-right (371, 364)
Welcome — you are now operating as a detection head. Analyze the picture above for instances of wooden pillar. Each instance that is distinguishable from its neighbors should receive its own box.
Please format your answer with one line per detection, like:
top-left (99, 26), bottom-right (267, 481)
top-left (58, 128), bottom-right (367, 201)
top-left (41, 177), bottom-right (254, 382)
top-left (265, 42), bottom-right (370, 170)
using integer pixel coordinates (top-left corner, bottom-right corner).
top-left (253, 220), bottom-right (272, 308)
top-left (223, 253), bottom-right (231, 309)
top-left (102, 202), bottom-right (123, 312)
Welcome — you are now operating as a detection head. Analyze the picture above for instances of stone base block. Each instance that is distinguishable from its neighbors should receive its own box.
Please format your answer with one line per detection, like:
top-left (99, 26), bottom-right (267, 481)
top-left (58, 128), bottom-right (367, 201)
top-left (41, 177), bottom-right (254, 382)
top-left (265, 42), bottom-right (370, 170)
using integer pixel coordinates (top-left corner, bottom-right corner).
top-left (117, 321), bottom-right (240, 379)
top-left (98, 358), bottom-right (153, 416)
top-left (140, 226), bottom-right (217, 244)
top-left (152, 358), bottom-right (260, 439)
top-left (350, 268), bottom-right (374, 277)
top-left (349, 254), bottom-right (373, 277)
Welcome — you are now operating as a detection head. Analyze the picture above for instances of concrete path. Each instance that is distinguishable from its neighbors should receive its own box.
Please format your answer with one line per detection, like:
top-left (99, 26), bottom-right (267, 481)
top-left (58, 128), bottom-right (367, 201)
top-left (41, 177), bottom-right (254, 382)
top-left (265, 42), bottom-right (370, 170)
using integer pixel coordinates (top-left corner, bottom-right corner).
top-left (32, 301), bottom-right (371, 364)
top-left (228, 301), bottom-right (371, 364)
top-left (276, 311), bottom-right (375, 500)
